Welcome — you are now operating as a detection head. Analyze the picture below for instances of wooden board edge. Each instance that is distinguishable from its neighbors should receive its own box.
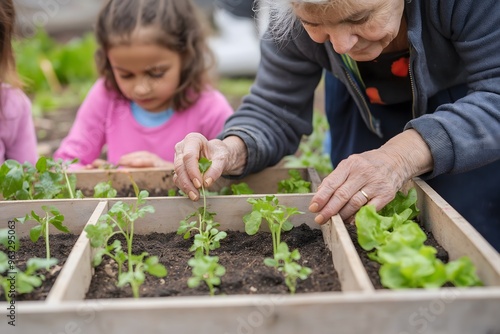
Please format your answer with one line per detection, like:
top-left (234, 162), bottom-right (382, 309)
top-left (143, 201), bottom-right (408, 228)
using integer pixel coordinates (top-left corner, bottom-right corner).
top-left (409, 178), bottom-right (500, 286)
top-left (329, 215), bottom-right (374, 292)
top-left (46, 201), bottom-right (109, 302)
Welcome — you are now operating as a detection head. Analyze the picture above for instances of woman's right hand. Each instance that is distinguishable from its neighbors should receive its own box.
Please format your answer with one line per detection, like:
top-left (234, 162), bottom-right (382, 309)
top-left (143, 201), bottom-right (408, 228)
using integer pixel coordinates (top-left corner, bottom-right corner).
top-left (173, 133), bottom-right (247, 201)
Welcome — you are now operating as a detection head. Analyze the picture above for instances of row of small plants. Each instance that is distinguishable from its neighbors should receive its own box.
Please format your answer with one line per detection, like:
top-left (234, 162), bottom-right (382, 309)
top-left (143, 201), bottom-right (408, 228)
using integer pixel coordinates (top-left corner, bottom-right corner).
top-left (0, 157), bottom-right (312, 202)
top-left (85, 181), bottom-right (167, 298)
top-left (355, 188), bottom-right (483, 289)
top-left (0, 157), bottom-right (117, 200)
top-left (85, 159), bottom-right (312, 298)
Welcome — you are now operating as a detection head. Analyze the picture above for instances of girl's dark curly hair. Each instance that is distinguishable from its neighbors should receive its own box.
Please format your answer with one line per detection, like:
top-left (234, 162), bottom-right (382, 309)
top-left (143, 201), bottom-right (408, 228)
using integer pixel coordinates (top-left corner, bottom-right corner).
top-left (95, 0), bottom-right (214, 111)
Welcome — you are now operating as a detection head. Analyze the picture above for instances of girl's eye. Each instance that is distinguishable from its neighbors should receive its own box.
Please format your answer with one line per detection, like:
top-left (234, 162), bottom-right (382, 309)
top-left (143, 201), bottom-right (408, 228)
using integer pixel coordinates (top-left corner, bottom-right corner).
top-left (119, 73), bottom-right (133, 79)
top-left (148, 71), bottom-right (165, 79)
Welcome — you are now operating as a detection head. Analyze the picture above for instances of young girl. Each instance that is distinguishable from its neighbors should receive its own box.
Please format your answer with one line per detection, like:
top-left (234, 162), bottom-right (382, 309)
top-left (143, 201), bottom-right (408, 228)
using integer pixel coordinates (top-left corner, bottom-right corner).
top-left (54, 0), bottom-right (233, 169)
top-left (0, 0), bottom-right (38, 165)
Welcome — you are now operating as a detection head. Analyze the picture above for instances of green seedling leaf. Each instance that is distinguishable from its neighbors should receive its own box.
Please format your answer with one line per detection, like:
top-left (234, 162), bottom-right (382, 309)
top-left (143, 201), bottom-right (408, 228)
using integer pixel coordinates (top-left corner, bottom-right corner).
top-left (198, 157), bottom-right (212, 174)
top-left (93, 181), bottom-right (118, 198)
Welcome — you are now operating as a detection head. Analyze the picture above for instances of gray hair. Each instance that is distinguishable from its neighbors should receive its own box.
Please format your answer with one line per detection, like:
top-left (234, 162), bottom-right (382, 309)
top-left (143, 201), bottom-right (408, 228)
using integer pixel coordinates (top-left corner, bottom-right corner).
top-left (258, 0), bottom-right (335, 41)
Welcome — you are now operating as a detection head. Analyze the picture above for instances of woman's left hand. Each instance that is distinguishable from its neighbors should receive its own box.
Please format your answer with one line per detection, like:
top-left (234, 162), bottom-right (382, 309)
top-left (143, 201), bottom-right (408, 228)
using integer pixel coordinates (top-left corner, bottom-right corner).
top-left (309, 129), bottom-right (433, 224)
top-left (118, 151), bottom-right (174, 168)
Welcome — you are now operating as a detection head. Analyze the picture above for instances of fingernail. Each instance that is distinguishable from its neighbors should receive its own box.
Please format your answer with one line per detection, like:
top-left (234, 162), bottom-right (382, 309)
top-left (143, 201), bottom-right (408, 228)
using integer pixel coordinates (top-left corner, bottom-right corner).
top-left (309, 202), bottom-right (319, 212)
top-left (314, 214), bottom-right (325, 224)
top-left (204, 177), bottom-right (213, 187)
top-left (193, 178), bottom-right (202, 188)
top-left (188, 191), bottom-right (198, 201)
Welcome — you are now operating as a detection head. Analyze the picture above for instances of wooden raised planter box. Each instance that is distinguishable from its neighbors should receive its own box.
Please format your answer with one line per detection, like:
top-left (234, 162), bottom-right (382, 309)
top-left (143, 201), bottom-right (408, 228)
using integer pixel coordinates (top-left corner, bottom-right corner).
top-left (71, 166), bottom-right (317, 197)
top-left (1, 176), bottom-right (499, 333)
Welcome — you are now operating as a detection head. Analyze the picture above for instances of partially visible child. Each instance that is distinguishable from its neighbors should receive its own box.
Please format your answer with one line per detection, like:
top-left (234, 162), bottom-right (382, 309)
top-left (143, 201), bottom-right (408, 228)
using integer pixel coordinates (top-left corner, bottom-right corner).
top-left (54, 0), bottom-right (233, 169)
top-left (0, 0), bottom-right (38, 165)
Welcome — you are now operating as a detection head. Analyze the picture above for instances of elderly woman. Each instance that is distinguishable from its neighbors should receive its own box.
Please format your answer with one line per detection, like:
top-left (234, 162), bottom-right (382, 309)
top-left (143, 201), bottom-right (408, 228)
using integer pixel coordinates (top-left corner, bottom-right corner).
top-left (173, 0), bottom-right (500, 250)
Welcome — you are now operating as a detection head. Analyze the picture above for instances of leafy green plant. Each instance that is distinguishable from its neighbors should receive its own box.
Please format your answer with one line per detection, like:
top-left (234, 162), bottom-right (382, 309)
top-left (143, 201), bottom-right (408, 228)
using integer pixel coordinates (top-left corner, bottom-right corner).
top-left (177, 158), bottom-right (227, 295)
top-left (277, 169), bottom-right (311, 194)
top-left (85, 183), bottom-right (167, 298)
top-left (93, 181), bottom-right (118, 198)
top-left (264, 242), bottom-right (312, 294)
top-left (187, 255), bottom-right (226, 296)
top-left (0, 157), bottom-right (83, 200)
top-left (355, 188), bottom-right (483, 289)
top-left (0, 229), bottom-right (57, 302)
top-left (283, 112), bottom-right (333, 178)
top-left (243, 195), bottom-right (311, 293)
top-left (16, 206), bottom-right (69, 262)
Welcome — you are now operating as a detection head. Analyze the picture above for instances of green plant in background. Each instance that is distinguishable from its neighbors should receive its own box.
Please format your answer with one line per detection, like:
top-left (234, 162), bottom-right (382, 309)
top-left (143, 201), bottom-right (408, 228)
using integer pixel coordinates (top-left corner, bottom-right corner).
top-left (13, 29), bottom-right (97, 116)
top-left (0, 157), bottom-right (83, 200)
top-left (93, 181), bottom-right (118, 198)
top-left (85, 183), bottom-right (167, 298)
top-left (283, 111), bottom-right (333, 178)
top-left (277, 169), bottom-right (311, 194)
top-left (16, 206), bottom-right (69, 263)
top-left (243, 195), bottom-right (311, 293)
top-left (355, 188), bottom-right (483, 289)
top-left (177, 158), bottom-right (227, 296)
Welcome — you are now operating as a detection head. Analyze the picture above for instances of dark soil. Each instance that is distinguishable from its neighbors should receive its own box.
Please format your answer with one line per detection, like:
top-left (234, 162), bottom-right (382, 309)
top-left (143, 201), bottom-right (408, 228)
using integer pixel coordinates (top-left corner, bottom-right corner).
top-left (86, 224), bottom-right (341, 299)
top-left (345, 222), bottom-right (449, 289)
top-left (0, 234), bottom-right (79, 301)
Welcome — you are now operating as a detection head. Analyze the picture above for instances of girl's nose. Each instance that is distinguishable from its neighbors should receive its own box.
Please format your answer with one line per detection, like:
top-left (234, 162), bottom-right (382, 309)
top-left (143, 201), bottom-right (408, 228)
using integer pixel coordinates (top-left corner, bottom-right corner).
top-left (134, 78), bottom-right (151, 95)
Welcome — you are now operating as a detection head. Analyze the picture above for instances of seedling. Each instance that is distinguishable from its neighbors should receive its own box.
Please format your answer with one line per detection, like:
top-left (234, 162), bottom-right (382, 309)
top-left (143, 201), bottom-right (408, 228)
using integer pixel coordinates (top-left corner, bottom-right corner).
top-left (187, 255), bottom-right (226, 296)
top-left (93, 181), bottom-right (117, 198)
top-left (16, 206), bottom-right (69, 262)
top-left (243, 195), bottom-right (311, 293)
top-left (177, 158), bottom-right (227, 256)
top-left (0, 229), bottom-right (57, 302)
top-left (355, 188), bottom-right (483, 289)
top-left (264, 242), bottom-right (312, 294)
top-left (277, 169), bottom-right (311, 194)
top-left (85, 181), bottom-right (167, 298)
top-left (177, 158), bottom-right (226, 294)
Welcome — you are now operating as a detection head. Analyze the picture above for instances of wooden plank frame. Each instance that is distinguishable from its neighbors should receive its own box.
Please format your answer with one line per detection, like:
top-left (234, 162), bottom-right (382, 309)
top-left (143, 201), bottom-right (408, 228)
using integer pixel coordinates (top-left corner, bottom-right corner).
top-left (71, 167), bottom-right (317, 197)
top-left (0, 176), bottom-right (499, 333)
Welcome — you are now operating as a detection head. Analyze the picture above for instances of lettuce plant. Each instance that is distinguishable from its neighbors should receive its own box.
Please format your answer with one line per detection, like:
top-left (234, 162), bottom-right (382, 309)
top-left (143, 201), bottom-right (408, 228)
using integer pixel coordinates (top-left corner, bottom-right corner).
top-left (355, 188), bottom-right (483, 289)
top-left (277, 169), bottom-right (311, 194)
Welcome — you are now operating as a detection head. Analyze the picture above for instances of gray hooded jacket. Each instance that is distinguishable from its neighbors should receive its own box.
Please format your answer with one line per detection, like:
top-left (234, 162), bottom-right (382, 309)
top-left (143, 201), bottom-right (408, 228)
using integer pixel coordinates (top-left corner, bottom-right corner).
top-left (220, 0), bottom-right (500, 179)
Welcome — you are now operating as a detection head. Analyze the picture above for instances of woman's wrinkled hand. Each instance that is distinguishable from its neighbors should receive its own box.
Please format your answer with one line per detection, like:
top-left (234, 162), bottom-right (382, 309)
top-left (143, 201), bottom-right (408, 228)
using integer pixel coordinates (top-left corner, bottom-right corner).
top-left (309, 149), bottom-right (404, 225)
top-left (308, 129), bottom-right (433, 225)
top-left (173, 133), bottom-right (247, 201)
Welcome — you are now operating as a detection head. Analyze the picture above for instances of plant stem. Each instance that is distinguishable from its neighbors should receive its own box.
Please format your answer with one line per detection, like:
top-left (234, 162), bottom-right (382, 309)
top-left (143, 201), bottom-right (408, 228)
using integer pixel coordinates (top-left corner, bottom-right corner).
top-left (45, 217), bottom-right (50, 261)
top-left (63, 170), bottom-right (74, 199)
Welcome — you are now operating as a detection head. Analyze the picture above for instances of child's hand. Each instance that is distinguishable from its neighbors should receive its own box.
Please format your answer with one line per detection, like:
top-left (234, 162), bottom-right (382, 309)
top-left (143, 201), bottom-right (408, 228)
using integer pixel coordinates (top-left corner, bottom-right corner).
top-left (85, 159), bottom-right (112, 169)
top-left (118, 151), bottom-right (174, 168)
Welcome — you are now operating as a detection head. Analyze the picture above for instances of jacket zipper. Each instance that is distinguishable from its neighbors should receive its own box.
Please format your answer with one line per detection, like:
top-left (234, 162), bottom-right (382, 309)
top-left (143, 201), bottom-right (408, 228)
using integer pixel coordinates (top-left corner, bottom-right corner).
top-left (408, 45), bottom-right (417, 119)
top-left (342, 67), bottom-right (382, 137)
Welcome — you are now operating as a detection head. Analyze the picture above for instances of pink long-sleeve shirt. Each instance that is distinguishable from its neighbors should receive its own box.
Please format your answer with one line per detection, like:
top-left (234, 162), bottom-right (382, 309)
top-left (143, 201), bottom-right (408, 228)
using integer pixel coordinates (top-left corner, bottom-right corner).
top-left (54, 79), bottom-right (234, 167)
top-left (0, 85), bottom-right (38, 165)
